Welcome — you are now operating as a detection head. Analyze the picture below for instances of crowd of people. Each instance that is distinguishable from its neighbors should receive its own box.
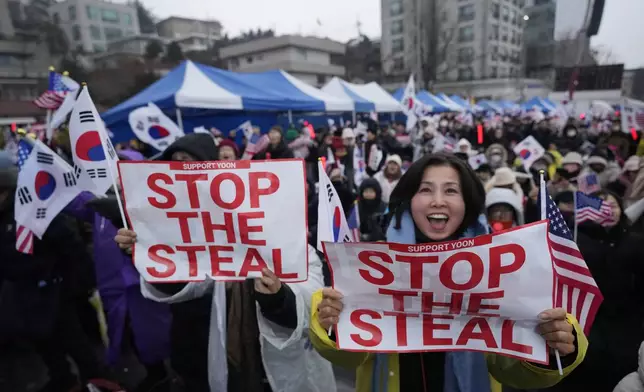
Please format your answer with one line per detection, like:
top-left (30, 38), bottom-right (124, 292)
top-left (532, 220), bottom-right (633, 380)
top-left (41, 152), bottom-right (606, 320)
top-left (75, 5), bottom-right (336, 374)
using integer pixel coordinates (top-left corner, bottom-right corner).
top-left (0, 107), bottom-right (643, 392)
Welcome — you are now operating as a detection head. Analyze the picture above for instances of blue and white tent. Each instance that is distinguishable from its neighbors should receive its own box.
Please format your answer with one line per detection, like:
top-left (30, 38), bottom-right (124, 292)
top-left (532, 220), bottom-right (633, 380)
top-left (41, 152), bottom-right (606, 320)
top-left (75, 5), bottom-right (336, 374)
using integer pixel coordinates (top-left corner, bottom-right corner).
top-left (102, 60), bottom-right (353, 128)
top-left (477, 100), bottom-right (504, 113)
top-left (435, 93), bottom-right (465, 111)
top-left (450, 95), bottom-right (485, 112)
top-left (416, 91), bottom-right (451, 113)
top-left (322, 77), bottom-right (402, 113)
top-left (521, 97), bottom-right (556, 112)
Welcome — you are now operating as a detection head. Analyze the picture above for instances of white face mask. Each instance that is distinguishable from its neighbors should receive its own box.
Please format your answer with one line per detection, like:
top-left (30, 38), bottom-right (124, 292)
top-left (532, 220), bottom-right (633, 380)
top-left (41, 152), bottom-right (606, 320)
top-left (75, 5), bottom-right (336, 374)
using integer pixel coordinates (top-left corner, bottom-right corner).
top-left (440, 120), bottom-right (448, 127)
top-left (566, 130), bottom-right (576, 137)
top-left (490, 154), bottom-right (502, 163)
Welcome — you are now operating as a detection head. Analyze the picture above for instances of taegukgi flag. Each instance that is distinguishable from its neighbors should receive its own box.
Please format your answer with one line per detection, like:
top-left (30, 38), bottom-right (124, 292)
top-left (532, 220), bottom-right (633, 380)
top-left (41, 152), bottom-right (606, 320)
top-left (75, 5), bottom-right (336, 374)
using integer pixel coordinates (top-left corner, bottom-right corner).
top-left (128, 102), bottom-right (185, 151)
top-left (68, 86), bottom-right (119, 195)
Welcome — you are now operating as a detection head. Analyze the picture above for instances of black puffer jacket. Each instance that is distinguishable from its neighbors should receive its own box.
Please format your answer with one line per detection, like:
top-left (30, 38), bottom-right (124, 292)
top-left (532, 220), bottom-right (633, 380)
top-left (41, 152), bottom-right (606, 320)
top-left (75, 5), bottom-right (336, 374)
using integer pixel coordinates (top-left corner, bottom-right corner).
top-left (160, 133), bottom-right (219, 161)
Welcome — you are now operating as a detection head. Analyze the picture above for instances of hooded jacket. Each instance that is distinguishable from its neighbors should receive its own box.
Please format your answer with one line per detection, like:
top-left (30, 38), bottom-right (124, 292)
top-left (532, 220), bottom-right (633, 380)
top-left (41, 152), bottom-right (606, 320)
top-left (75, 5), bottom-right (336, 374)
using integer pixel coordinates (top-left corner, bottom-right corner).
top-left (614, 342), bottom-right (644, 392)
top-left (161, 133), bottom-right (219, 161)
top-left (485, 187), bottom-right (525, 226)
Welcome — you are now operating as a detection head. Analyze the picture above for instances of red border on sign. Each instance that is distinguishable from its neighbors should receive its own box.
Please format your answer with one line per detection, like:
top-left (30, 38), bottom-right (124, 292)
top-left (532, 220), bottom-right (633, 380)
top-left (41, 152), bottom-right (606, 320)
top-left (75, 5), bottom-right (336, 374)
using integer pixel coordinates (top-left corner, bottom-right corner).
top-left (322, 220), bottom-right (552, 365)
top-left (117, 158), bottom-right (309, 283)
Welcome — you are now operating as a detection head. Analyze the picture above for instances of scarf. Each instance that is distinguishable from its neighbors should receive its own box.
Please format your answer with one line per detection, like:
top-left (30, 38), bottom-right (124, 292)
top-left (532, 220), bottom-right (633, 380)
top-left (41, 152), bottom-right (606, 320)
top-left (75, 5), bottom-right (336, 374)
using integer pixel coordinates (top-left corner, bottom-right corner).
top-left (372, 211), bottom-right (492, 392)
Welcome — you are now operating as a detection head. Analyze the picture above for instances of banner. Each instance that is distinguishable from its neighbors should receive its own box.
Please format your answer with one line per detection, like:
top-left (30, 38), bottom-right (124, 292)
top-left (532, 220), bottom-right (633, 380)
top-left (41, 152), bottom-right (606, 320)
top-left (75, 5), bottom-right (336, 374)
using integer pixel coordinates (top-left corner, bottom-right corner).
top-left (323, 221), bottom-right (554, 363)
top-left (621, 98), bottom-right (644, 133)
top-left (119, 159), bottom-right (308, 283)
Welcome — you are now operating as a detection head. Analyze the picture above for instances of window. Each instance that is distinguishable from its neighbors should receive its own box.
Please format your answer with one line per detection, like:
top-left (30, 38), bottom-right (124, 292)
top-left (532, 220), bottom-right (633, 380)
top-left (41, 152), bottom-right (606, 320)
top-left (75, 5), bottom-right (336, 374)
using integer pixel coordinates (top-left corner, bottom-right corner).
top-left (246, 56), bottom-right (253, 64)
top-left (518, 0), bottom-right (525, 6)
top-left (316, 75), bottom-right (326, 85)
top-left (52, 12), bottom-right (60, 24)
top-left (491, 45), bottom-right (498, 61)
top-left (458, 67), bottom-right (474, 80)
top-left (458, 47), bottom-right (474, 63)
top-left (499, 46), bottom-right (508, 61)
top-left (391, 19), bottom-right (404, 35)
top-left (86, 5), bottom-right (100, 20)
top-left (125, 30), bottom-right (134, 36)
top-left (102, 9), bottom-right (119, 23)
top-left (103, 27), bottom-right (123, 41)
top-left (491, 3), bottom-right (500, 19)
top-left (490, 25), bottom-right (499, 40)
top-left (458, 5), bottom-right (475, 22)
top-left (296, 48), bottom-right (307, 59)
top-left (68, 5), bottom-right (76, 20)
top-left (392, 37), bottom-right (404, 53)
top-left (72, 25), bottom-right (81, 40)
top-left (489, 66), bottom-right (498, 78)
top-left (458, 26), bottom-right (474, 42)
top-left (441, 10), bottom-right (448, 21)
top-left (511, 30), bottom-right (516, 44)
top-left (393, 57), bottom-right (404, 70)
top-left (517, 33), bottom-right (522, 45)
top-left (93, 43), bottom-right (105, 52)
top-left (123, 13), bottom-right (133, 26)
top-left (390, 0), bottom-right (403, 16)
top-left (230, 58), bottom-right (240, 68)
top-left (511, 10), bottom-right (517, 25)
top-left (502, 6), bottom-right (509, 22)
top-left (0, 54), bottom-right (12, 66)
top-left (501, 26), bottom-right (508, 42)
top-left (90, 25), bottom-right (101, 40)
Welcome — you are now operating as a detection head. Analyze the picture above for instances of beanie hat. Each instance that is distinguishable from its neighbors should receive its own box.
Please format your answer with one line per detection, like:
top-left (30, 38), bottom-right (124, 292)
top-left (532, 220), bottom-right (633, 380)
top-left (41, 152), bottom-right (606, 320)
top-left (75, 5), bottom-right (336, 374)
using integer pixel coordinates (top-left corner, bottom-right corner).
top-left (561, 152), bottom-right (583, 166)
top-left (385, 154), bottom-right (402, 167)
top-left (285, 128), bottom-right (300, 142)
top-left (586, 153), bottom-right (608, 167)
top-left (489, 167), bottom-right (516, 187)
top-left (342, 128), bottom-right (355, 139)
top-left (624, 155), bottom-right (640, 172)
top-left (218, 139), bottom-right (240, 157)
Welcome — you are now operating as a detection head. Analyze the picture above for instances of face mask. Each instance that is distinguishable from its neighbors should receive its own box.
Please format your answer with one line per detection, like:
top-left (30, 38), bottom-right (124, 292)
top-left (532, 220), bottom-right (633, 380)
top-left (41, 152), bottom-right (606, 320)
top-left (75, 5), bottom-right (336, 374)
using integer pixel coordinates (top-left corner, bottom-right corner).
top-left (494, 130), bottom-right (503, 139)
top-left (440, 120), bottom-right (448, 127)
top-left (566, 130), bottom-right (576, 137)
top-left (490, 220), bottom-right (514, 232)
top-left (612, 126), bottom-right (621, 132)
top-left (490, 154), bottom-right (502, 164)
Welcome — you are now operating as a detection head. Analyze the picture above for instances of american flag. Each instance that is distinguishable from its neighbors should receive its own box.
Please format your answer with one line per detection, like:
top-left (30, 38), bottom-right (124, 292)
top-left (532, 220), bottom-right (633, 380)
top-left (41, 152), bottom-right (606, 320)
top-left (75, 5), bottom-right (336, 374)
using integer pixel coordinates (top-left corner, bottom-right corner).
top-left (15, 140), bottom-right (34, 254)
top-left (33, 71), bottom-right (69, 109)
top-left (575, 192), bottom-right (615, 226)
top-left (539, 179), bottom-right (603, 335)
top-left (347, 201), bottom-right (360, 242)
top-left (577, 173), bottom-right (601, 195)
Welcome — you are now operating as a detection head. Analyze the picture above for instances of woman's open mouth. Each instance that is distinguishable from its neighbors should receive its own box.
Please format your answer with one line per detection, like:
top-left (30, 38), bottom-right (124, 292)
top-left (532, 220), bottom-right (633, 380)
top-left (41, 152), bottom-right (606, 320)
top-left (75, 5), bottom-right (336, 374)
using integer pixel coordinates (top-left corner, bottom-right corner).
top-left (427, 213), bottom-right (449, 231)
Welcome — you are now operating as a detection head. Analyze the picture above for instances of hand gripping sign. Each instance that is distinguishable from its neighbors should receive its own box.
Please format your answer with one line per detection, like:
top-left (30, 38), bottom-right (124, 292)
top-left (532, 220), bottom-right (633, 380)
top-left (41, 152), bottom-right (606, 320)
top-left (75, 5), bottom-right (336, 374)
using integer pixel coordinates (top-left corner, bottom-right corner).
top-left (323, 221), bottom-right (555, 364)
top-left (119, 159), bottom-right (308, 283)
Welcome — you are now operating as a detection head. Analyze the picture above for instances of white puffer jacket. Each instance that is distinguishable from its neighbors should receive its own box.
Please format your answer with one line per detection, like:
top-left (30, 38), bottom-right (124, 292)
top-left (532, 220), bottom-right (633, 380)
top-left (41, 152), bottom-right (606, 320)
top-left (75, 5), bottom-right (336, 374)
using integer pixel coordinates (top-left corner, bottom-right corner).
top-left (613, 342), bottom-right (644, 392)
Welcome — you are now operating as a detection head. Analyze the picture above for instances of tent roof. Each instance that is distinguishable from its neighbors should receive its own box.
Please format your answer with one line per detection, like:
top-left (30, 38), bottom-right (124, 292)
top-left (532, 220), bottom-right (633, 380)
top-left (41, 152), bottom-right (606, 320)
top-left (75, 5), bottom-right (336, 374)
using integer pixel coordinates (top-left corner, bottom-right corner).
top-left (323, 77), bottom-right (401, 113)
top-left (102, 60), bottom-right (353, 126)
top-left (322, 77), bottom-right (375, 112)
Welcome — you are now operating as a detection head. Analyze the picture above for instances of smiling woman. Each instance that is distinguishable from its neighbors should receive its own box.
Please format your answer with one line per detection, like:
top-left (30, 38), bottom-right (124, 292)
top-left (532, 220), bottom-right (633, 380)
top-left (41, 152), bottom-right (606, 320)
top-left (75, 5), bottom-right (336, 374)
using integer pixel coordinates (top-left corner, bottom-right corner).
top-left (388, 153), bottom-right (486, 242)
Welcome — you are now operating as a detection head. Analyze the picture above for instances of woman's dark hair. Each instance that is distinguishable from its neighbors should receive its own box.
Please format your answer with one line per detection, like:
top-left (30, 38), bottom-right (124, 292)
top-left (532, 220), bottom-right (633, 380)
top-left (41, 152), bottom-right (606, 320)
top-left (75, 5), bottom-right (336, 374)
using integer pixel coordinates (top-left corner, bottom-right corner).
top-left (388, 153), bottom-right (485, 235)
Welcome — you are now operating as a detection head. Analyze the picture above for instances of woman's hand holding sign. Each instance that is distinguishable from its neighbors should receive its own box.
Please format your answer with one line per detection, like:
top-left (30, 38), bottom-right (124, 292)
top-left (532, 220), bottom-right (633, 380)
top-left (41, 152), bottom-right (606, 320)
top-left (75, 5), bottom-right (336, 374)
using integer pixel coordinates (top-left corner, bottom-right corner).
top-left (254, 268), bottom-right (282, 294)
top-left (317, 288), bottom-right (344, 331)
top-left (537, 308), bottom-right (576, 356)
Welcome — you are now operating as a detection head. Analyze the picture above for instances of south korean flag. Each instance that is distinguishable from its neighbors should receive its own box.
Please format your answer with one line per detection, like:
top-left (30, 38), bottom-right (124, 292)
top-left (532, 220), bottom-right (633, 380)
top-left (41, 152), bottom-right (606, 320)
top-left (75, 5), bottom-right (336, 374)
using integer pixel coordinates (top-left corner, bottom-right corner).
top-left (14, 139), bottom-right (81, 238)
top-left (68, 86), bottom-right (119, 195)
top-left (128, 102), bottom-right (185, 152)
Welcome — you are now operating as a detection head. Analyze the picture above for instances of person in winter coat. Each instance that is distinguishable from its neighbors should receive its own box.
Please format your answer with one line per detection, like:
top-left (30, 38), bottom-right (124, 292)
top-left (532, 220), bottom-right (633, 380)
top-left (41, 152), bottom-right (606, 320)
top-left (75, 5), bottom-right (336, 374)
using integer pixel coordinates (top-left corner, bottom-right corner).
top-left (64, 149), bottom-right (172, 391)
top-left (485, 187), bottom-right (524, 232)
top-left (485, 143), bottom-right (509, 170)
top-left (357, 178), bottom-right (387, 242)
top-left (114, 135), bottom-right (334, 392)
top-left (328, 164), bottom-right (357, 215)
top-left (0, 151), bottom-right (123, 392)
top-left (373, 154), bottom-right (403, 204)
top-left (312, 153), bottom-right (587, 392)
top-left (545, 190), bottom-right (644, 392)
top-left (557, 124), bottom-right (583, 154)
top-left (456, 138), bottom-right (476, 157)
top-left (254, 126), bottom-right (295, 160)
top-left (581, 150), bottom-right (622, 189)
top-left (365, 127), bottom-right (385, 177)
top-left (218, 139), bottom-right (239, 161)
top-left (561, 152), bottom-right (584, 180)
top-left (613, 342), bottom-right (644, 392)
top-left (484, 167), bottom-right (525, 202)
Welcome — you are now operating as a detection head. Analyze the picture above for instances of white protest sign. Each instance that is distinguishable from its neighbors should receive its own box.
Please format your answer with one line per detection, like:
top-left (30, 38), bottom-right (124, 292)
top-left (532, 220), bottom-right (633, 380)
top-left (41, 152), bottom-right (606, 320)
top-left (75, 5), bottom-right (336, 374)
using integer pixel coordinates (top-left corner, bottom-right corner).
top-left (119, 160), bottom-right (308, 283)
top-left (323, 221), bottom-right (554, 364)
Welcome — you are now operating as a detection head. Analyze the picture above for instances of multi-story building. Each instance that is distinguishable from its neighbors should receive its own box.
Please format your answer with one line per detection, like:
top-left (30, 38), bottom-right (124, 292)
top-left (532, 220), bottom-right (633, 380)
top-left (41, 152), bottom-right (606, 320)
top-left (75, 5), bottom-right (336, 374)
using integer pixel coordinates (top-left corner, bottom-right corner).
top-left (524, 0), bottom-right (556, 80)
top-left (381, 0), bottom-right (529, 89)
top-left (49, 0), bottom-right (140, 53)
top-left (218, 35), bottom-right (346, 87)
top-left (156, 16), bottom-right (221, 52)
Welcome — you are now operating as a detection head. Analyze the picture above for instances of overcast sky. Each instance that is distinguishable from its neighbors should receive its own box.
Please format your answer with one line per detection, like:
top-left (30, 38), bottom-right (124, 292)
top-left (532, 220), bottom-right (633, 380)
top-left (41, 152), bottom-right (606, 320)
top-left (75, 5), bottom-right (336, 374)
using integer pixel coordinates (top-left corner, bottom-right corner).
top-left (141, 0), bottom-right (644, 69)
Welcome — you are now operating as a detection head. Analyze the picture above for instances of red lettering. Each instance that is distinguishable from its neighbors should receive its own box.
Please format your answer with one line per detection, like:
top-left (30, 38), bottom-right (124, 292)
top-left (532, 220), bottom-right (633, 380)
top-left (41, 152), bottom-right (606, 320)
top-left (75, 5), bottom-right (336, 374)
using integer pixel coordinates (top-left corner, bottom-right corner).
top-left (166, 211), bottom-right (198, 243)
top-left (147, 173), bottom-right (175, 209)
top-left (272, 248), bottom-right (297, 279)
top-left (238, 211), bottom-right (266, 246)
top-left (456, 317), bottom-right (498, 348)
top-left (176, 245), bottom-right (206, 277)
top-left (147, 244), bottom-right (176, 278)
top-left (395, 254), bottom-right (439, 289)
top-left (421, 292), bottom-right (464, 314)
top-left (248, 172), bottom-right (280, 208)
top-left (378, 288), bottom-right (418, 311)
top-left (211, 173), bottom-right (244, 209)
top-left (383, 311), bottom-right (418, 347)
top-left (239, 248), bottom-right (269, 277)
top-left (422, 314), bottom-right (454, 345)
top-left (202, 212), bottom-right (236, 243)
top-left (208, 245), bottom-right (235, 277)
top-left (489, 244), bottom-right (526, 289)
top-left (440, 251), bottom-right (484, 290)
top-left (349, 309), bottom-right (382, 347)
top-left (467, 290), bottom-right (504, 316)
top-left (358, 250), bottom-right (394, 286)
top-left (501, 319), bottom-right (533, 354)
top-left (175, 173), bottom-right (208, 208)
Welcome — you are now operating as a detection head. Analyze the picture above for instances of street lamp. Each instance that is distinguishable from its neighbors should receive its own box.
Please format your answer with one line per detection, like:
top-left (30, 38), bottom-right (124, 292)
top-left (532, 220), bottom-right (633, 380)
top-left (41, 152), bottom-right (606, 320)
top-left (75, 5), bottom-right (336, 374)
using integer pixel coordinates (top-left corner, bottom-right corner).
top-left (523, 15), bottom-right (530, 21)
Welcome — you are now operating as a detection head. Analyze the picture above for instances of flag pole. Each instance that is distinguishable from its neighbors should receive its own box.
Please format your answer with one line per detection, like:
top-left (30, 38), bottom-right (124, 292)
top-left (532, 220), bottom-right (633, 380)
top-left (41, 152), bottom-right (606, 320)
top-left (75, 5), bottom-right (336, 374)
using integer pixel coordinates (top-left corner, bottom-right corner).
top-left (573, 191), bottom-right (578, 242)
top-left (539, 170), bottom-right (564, 376)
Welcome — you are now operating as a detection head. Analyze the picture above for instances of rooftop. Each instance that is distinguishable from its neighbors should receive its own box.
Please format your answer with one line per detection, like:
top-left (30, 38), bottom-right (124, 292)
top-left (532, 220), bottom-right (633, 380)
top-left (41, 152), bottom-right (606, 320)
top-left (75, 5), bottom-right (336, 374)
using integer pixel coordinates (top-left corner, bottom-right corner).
top-left (156, 16), bottom-right (222, 29)
top-left (219, 35), bottom-right (346, 59)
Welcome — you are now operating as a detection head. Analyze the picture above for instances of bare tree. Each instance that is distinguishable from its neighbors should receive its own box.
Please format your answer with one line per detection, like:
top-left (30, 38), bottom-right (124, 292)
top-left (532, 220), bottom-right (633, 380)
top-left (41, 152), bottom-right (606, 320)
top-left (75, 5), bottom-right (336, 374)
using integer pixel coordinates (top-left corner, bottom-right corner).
top-left (590, 44), bottom-right (618, 65)
top-left (417, 1), bottom-right (459, 89)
